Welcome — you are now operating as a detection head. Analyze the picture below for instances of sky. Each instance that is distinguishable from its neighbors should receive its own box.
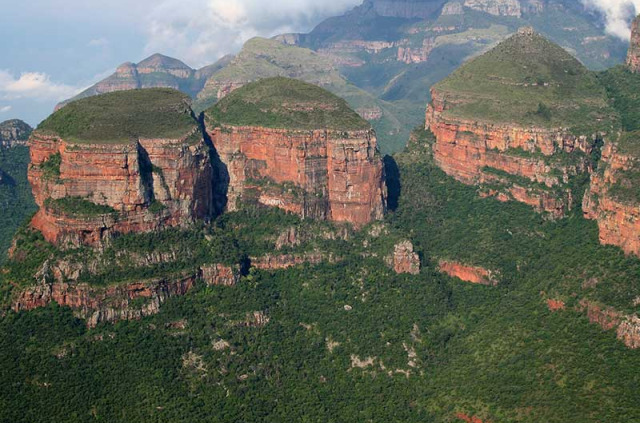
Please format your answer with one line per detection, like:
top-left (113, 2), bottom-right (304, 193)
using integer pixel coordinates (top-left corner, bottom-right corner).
top-left (0, 0), bottom-right (638, 126)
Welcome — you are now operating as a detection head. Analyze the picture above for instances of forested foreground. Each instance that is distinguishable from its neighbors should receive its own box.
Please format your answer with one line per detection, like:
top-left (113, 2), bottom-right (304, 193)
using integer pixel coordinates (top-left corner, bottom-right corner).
top-left (1, 130), bottom-right (639, 422)
top-left (0, 146), bottom-right (36, 263)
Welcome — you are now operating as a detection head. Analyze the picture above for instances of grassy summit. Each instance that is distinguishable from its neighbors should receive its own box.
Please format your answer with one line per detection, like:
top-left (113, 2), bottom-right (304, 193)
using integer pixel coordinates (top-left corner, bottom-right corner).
top-left (39, 89), bottom-right (197, 144)
top-left (434, 27), bottom-right (617, 134)
top-left (206, 77), bottom-right (370, 131)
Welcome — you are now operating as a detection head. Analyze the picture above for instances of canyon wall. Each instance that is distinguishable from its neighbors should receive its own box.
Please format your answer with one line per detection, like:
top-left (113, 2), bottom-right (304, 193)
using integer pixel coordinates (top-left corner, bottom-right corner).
top-left (583, 141), bottom-right (640, 257)
top-left (426, 88), bottom-right (594, 217)
top-left (627, 15), bottom-right (640, 73)
top-left (28, 130), bottom-right (214, 247)
top-left (206, 124), bottom-right (386, 228)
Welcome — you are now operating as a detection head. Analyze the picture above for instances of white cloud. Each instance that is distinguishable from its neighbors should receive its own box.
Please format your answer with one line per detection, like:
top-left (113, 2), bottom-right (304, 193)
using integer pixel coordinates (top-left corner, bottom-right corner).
top-left (0, 70), bottom-right (81, 102)
top-left (88, 38), bottom-right (110, 47)
top-left (582, 0), bottom-right (640, 39)
top-left (143, 0), bottom-right (361, 67)
top-left (0, 106), bottom-right (12, 113)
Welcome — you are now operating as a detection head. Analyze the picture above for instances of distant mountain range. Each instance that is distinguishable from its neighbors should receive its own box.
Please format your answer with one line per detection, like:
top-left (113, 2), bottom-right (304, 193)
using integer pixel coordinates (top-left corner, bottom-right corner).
top-left (55, 0), bottom-right (628, 153)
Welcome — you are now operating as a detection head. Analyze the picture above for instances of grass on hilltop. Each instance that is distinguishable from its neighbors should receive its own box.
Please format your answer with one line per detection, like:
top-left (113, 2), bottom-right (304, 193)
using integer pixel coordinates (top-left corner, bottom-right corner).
top-left (38, 89), bottom-right (197, 144)
top-left (206, 77), bottom-right (371, 131)
top-left (434, 30), bottom-right (618, 135)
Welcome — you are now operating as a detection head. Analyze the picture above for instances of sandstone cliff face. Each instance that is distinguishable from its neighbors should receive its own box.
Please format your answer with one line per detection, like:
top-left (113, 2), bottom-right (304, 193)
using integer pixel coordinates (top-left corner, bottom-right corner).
top-left (583, 142), bottom-right (640, 256)
top-left (0, 119), bottom-right (32, 148)
top-left (14, 272), bottom-right (198, 327)
top-left (28, 130), bottom-right (214, 247)
top-left (576, 300), bottom-right (640, 349)
top-left (387, 241), bottom-right (420, 274)
top-left (12, 262), bottom-right (240, 327)
top-left (206, 124), bottom-right (386, 228)
top-left (438, 260), bottom-right (498, 286)
top-left (627, 15), bottom-right (640, 73)
top-left (426, 88), bottom-right (594, 217)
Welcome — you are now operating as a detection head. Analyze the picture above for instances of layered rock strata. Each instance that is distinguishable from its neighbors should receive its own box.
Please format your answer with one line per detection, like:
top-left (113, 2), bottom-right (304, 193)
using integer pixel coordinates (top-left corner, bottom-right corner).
top-left (13, 263), bottom-right (241, 327)
top-left (28, 132), bottom-right (213, 247)
top-left (583, 140), bottom-right (640, 256)
top-left (207, 125), bottom-right (385, 227)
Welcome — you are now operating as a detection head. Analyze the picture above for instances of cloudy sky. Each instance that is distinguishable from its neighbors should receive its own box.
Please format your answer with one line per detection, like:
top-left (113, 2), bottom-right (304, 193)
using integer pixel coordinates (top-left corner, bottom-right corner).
top-left (0, 0), bottom-right (638, 126)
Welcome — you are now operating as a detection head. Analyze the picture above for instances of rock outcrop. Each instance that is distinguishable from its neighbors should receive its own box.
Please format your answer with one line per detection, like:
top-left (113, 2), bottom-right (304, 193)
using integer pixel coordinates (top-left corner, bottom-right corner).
top-left (438, 260), bottom-right (498, 286)
top-left (205, 78), bottom-right (386, 228)
top-left (14, 272), bottom-right (198, 327)
top-left (627, 15), bottom-right (640, 73)
top-left (0, 119), bottom-right (32, 148)
top-left (29, 89), bottom-right (214, 247)
top-left (369, 0), bottom-right (448, 19)
top-left (387, 241), bottom-right (420, 274)
top-left (583, 139), bottom-right (640, 256)
top-left (426, 28), bottom-right (614, 217)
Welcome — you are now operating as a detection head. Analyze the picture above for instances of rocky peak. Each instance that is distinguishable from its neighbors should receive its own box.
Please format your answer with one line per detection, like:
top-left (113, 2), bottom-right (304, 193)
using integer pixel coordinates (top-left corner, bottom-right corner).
top-left (627, 14), bottom-right (640, 73)
top-left (0, 119), bottom-right (32, 148)
top-left (441, 1), bottom-right (464, 15)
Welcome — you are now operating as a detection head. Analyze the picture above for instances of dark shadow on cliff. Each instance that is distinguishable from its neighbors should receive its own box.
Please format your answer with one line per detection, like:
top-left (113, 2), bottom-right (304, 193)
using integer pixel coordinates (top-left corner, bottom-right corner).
top-left (383, 155), bottom-right (401, 212)
top-left (0, 169), bottom-right (15, 187)
top-left (198, 113), bottom-right (229, 216)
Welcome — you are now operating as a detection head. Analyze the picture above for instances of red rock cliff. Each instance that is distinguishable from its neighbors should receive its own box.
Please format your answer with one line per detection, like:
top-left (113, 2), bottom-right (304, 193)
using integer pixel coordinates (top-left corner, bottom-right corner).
top-left (206, 124), bottom-right (386, 228)
top-left (627, 15), bottom-right (640, 73)
top-left (426, 88), bottom-right (594, 217)
top-left (28, 130), bottom-right (214, 247)
top-left (583, 141), bottom-right (640, 257)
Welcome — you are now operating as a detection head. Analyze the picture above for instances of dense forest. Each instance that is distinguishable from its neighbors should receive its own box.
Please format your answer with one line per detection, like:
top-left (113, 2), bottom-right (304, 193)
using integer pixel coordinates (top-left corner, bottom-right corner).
top-left (0, 146), bottom-right (36, 264)
top-left (0, 128), bottom-right (639, 422)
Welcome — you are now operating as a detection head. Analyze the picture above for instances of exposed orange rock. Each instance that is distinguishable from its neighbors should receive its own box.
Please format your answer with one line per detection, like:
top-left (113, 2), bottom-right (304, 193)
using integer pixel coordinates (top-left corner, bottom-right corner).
top-left (27, 130), bottom-right (214, 247)
top-left (438, 260), bottom-right (498, 286)
top-left (206, 124), bottom-right (386, 227)
top-left (387, 241), bottom-right (420, 274)
top-left (200, 264), bottom-right (241, 286)
top-left (546, 299), bottom-right (566, 312)
top-left (583, 142), bottom-right (640, 257)
top-left (627, 15), bottom-right (640, 73)
top-left (426, 87), bottom-right (593, 217)
top-left (455, 412), bottom-right (491, 423)
top-left (13, 273), bottom-right (198, 327)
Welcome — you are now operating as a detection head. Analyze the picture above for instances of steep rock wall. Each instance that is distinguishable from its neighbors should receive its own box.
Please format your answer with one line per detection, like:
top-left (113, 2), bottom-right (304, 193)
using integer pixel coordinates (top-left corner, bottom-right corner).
top-left (28, 130), bottom-right (213, 247)
top-left (426, 88), bottom-right (594, 217)
top-left (206, 124), bottom-right (386, 227)
top-left (583, 142), bottom-right (640, 257)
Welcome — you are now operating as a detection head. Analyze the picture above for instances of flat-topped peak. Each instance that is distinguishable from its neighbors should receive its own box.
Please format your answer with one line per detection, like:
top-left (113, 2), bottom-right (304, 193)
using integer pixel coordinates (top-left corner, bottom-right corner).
top-left (39, 88), bottom-right (197, 144)
top-left (206, 77), bottom-right (370, 131)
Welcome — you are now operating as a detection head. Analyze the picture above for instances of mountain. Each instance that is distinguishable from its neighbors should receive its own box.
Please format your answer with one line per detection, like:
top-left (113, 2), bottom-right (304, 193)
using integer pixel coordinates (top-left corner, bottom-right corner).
top-left (204, 77), bottom-right (386, 226)
top-left (426, 27), bottom-right (616, 216)
top-left (277, 0), bottom-right (627, 152)
top-left (55, 53), bottom-right (232, 110)
top-left (194, 37), bottom-right (409, 154)
top-left (0, 119), bottom-right (32, 148)
top-left (31, 89), bottom-right (214, 247)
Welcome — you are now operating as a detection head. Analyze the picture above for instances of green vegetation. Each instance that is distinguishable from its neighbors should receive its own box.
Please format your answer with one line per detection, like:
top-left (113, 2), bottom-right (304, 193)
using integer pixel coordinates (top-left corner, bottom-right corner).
top-left (40, 152), bottom-right (61, 180)
top-left (433, 30), bottom-right (618, 135)
top-left (206, 77), bottom-right (370, 131)
top-left (38, 89), bottom-right (197, 144)
top-left (45, 197), bottom-right (117, 217)
top-left (1, 127), bottom-right (640, 421)
top-left (0, 147), bottom-right (36, 264)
